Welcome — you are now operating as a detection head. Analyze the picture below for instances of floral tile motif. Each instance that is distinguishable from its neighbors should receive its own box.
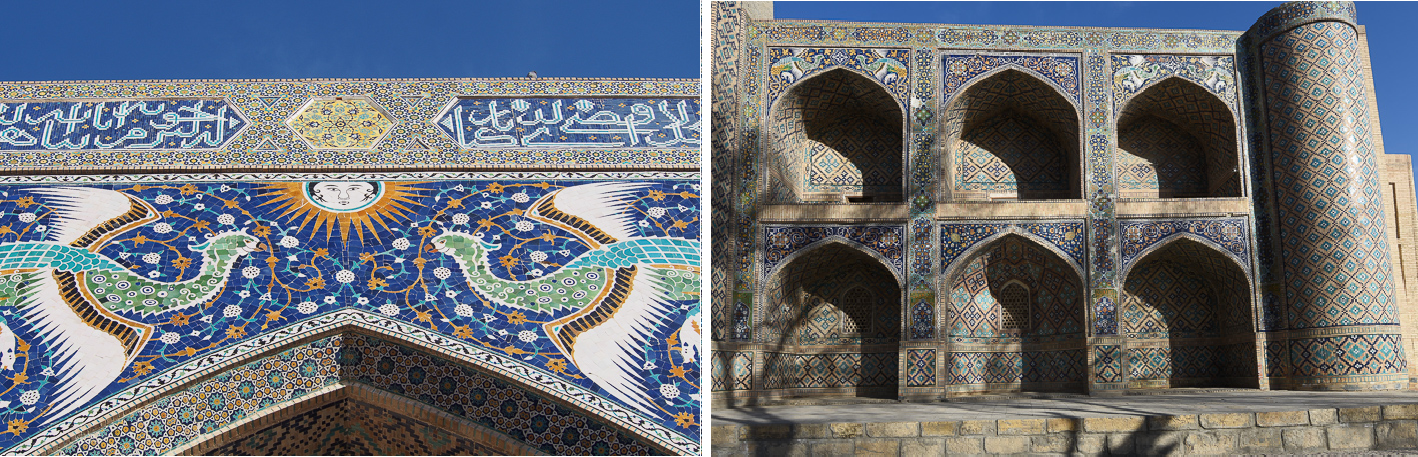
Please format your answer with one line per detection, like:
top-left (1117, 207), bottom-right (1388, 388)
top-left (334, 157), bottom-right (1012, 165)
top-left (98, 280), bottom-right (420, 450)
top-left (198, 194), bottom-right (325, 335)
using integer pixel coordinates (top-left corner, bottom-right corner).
top-left (289, 98), bottom-right (395, 150)
top-left (0, 171), bottom-right (701, 454)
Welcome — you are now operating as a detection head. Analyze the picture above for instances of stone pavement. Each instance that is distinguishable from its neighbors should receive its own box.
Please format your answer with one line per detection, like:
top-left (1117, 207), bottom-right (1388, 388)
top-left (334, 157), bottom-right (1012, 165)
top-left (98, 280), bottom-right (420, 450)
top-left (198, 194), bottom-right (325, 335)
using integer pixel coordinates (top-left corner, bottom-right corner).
top-left (713, 390), bottom-right (1418, 425)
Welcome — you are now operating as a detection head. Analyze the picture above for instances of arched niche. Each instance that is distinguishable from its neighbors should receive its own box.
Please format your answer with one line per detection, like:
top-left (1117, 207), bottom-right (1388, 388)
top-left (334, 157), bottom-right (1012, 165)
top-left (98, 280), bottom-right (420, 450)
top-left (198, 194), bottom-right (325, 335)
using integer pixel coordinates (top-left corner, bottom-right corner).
top-left (760, 240), bottom-right (902, 399)
top-left (769, 69), bottom-right (905, 203)
top-left (944, 234), bottom-right (1086, 393)
top-left (1121, 235), bottom-right (1257, 389)
top-left (945, 68), bottom-right (1082, 201)
top-left (1116, 77), bottom-right (1240, 199)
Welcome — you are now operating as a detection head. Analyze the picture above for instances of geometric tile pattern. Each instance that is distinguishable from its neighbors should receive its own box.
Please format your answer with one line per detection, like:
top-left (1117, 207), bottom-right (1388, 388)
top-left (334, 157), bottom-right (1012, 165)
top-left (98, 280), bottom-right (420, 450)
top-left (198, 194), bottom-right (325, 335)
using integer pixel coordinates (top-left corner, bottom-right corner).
top-left (1128, 345), bottom-right (1255, 382)
top-left (732, 352), bottom-right (753, 391)
top-left (762, 352), bottom-right (898, 390)
top-left (1122, 237), bottom-right (1253, 339)
top-left (763, 225), bottom-right (905, 277)
top-left (942, 54), bottom-right (1081, 104)
top-left (1119, 218), bottom-right (1249, 274)
top-left (0, 172), bottom-right (701, 452)
top-left (0, 80), bottom-right (699, 169)
top-left (1261, 21), bottom-right (1398, 330)
top-left (947, 236), bottom-right (1083, 340)
top-left (0, 100), bottom-right (246, 150)
top-left (435, 98), bottom-right (701, 149)
top-left (946, 69), bottom-right (1079, 198)
top-left (289, 98), bottom-right (394, 150)
top-left (945, 350), bottom-right (1085, 385)
top-left (770, 69), bottom-right (903, 200)
top-left (1116, 78), bottom-right (1239, 198)
top-left (711, 352), bottom-right (729, 392)
top-left (710, 0), bottom-right (745, 345)
top-left (1094, 345), bottom-right (1122, 383)
top-left (1111, 54), bottom-right (1235, 114)
top-left (940, 222), bottom-right (1085, 272)
top-left (761, 241), bottom-right (901, 345)
top-left (204, 399), bottom-right (505, 456)
top-left (907, 349), bottom-right (936, 387)
top-left (1288, 333), bottom-right (1407, 378)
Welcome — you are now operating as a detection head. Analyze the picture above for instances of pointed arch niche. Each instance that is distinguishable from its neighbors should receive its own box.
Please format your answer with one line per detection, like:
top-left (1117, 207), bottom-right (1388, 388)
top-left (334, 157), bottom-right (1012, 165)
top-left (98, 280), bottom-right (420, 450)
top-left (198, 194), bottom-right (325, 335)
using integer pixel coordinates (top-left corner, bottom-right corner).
top-left (768, 69), bottom-right (905, 203)
top-left (1116, 77), bottom-right (1241, 199)
top-left (760, 240), bottom-right (902, 399)
top-left (945, 69), bottom-right (1082, 201)
top-left (944, 234), bottom-right (1086, 394)
top-left (1121, 236), bottom-right (1257, 389)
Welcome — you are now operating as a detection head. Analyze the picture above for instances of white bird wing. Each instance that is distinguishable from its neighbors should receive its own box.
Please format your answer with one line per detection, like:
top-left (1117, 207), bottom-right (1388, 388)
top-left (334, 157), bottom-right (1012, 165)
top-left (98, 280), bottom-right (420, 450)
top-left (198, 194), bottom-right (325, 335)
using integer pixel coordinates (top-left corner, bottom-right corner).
top-left (526, 182), bottom-right (649, 247)
top-left (678, 314), bottom-right (700, 364)
top-left (30, 187), bottom-right (158, 251)
top-left (545, 266), bottom-right (674, 416)
top-left (18, 271), bottom-right (136, 426)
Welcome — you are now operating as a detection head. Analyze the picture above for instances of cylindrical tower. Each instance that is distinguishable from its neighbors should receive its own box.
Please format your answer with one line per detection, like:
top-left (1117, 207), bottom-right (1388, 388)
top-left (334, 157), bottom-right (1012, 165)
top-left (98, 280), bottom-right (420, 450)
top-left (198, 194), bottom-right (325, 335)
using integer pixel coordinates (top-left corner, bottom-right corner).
top-left (1248, 1), bottom-right (1408, 390)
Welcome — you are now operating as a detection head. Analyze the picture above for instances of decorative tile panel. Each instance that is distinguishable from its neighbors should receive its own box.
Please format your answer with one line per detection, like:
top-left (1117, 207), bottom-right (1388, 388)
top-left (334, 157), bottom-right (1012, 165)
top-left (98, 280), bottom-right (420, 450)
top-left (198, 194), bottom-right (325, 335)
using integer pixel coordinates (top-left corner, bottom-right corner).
top-left (762, 225), bottom-right (904, 277)
top-left (436, 98), bottom-right (700, 149)
top-left (1119, 218), bottom-right (1249, 271)
top-left (942, 54), bottom-right (1080, 104)
top-left (766, 47), bottom-right (910, 105)
top-left (946, 236), bottom-right (1084, 340)
top-left (907, 349), bottom-right (936, 387)
top-left (946, 350), bottom-right (1085, 385)
top-left (289, 98), bottom-right (395, 150)
top-left (1111, 55), bottom-right (1236, 113)
top-left (0, 100), bottom-right (246, 150)
top-left (940, 222), bottom-right (1084, 270)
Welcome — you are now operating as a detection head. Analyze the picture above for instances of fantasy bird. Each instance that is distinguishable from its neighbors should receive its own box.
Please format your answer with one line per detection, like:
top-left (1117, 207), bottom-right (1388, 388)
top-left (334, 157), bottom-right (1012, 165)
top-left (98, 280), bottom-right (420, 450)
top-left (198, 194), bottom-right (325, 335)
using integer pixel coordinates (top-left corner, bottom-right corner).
top-left (0, 187), bottom-right (259, 425)
top-left (431, 182), bottom-right (699, 416)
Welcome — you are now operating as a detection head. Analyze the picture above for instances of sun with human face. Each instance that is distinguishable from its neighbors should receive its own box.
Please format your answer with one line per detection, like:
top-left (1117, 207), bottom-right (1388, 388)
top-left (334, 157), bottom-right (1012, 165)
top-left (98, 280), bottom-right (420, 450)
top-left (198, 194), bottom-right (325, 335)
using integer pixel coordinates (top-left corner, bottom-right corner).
top-left (256, 181), bottom-right (427, 243)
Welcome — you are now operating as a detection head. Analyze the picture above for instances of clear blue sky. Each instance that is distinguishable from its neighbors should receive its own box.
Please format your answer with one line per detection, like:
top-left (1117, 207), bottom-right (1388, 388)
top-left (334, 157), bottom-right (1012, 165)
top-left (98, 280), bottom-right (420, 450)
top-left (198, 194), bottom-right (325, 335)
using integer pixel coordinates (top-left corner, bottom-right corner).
top-left (776, 1), bottom-right (1418, 183)
top-left (0, 0), bottom-right (697, 80)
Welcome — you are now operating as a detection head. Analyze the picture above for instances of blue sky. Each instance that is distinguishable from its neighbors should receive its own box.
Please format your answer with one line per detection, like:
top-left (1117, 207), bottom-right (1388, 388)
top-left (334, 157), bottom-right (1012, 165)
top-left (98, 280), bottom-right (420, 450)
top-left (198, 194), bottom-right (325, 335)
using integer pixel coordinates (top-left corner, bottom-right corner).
top-left (0, 0), bottom-right (697, 80)
top-left (776, 1), bottom-right (1418, 182)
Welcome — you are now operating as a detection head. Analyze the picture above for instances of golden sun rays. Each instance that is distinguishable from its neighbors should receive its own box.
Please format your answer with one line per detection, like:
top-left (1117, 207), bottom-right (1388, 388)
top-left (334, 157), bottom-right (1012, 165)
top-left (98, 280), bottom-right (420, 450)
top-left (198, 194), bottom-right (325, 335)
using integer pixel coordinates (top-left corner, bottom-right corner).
top-left (256, 181), bottom-right (428, 243)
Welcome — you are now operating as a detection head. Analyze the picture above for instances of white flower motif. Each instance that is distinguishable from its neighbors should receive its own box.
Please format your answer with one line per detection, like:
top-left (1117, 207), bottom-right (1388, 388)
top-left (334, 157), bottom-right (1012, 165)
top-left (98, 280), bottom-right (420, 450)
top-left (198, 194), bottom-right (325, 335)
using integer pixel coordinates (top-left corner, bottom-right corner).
top-left (39, 368), bottom-right (53, 377)
top-left (452, 213), bottom-right (470, 225)
top-left (659, 384), bottom-right (680, 399)
top-left (217, 214), bottom-right (236, 225)
top-left (324, 295), bottom-right (337, 304)
top-left (480, 201), bottom-right (493, 209)
top-left (446, 290), bottom-right (458, 298)
top-left (512, 192), bottom-right (529, 203)
top-left (279, 236), bottom-right (299, 249)
top-left (223, 304), bottom-right (241, 317)
top-left (219, 185), bottom-right (231, 192)
top-left (529, 251), bottom-right (548, 262)
top-left (453, 185), bottom-right (465, 192)
top-left (34, 225), bottom-right (45, 233)
top-left (260, 293), bottom-right (272, 301)
top-left (142, 253), bottom-right (162, 264)
top-left (160, 332), bottom-right (181, 345)
top-left (644, 361), bottom-right (657, 370)
top-left (639, 220), bottom-right (650, 227)
top-left (454, 304), bottom-right (474, 317)
top-left (17, 213), bottom-right (35, 223)
top-left (433, 267), bottom-right (451, 280)
top-left (559, 249), bottom-right (571, 257)
top-left (529, 269), bottom-right (544, 277)
top-left (517, 330), bottom-right (537, 342)
top-left (424, 293), bottom-right (436, 302)
top-left (378, 303), bottom-right (399, 316)
top-left (237, 290), bottom-right (251, 298)
top-left (193, 203), bottom-right (206, 211)
top-left (152, 222), bottom-right (173, 234)
top-left (514, 220), bottom-right (534, 232)
top-left (148, 271), bottom-right (160, 278)
top-left (154, 195), bottom-right (173, 205)
top-left (392, 238), bottom-right (410, 250)
top-left (297, 301), bottom-right (318, 314)
top-left (241, 266), bottom-right (260, 278)
top-left (335, 270), bottom-right (356, 284)
top-left (648, 207), bottom-right (666, 218)
top-left (19, 390), bottom-right (39, 406)
top-left (357, 296), bottom-right (369, 305)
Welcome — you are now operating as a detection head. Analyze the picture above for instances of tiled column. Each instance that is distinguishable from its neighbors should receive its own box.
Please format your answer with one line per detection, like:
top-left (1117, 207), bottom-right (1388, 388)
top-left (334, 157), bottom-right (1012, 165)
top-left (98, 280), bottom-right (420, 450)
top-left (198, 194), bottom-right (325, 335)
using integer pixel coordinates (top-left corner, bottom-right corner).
top-left (1250, 1), bottom-right (1408, 390)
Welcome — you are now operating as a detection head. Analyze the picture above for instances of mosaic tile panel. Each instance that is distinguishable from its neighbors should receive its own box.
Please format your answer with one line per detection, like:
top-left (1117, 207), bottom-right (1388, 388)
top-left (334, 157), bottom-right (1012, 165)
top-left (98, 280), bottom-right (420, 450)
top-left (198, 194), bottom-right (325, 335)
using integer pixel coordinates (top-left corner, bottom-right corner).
top-left (763, 352), bottom-right (898, 389)
top-left (942, 54), bottom-right (1081, 104)
top-left (711, 1), bottom-right (745, 343)
top-left (1094, 345), bottom-right (1122, 383)
top-left (0, 172), bottom-right (701, 453)
top-left (732, 352), bottom-right (753, 391)
top-left (289, 98), bottom-right (394, 150)
top-left (945, 350), bottom-right (1085, 385)
top-left (1119, 218), bottom-right (1249, 270)
top-left (0, 80), bottom-right (699, 169)
top-left (766, 47), bottom-right (910, 105)
top-left (710, 352), bottom-right (729, 392)
top-left (946, 236), bottom-right (1084, 340)
top-left (761, 242), bottom-right (901, 346)
top-left (205, 399), bottom-right (505, 456)
top-left (1116, 77), bottom-right (1240, 197)
top-left (940, 222), bottom-right (1085, 270)
top-left (945, 68), bottom-right (1080, 197)
top-left (0, 100), bottom-right (246, 150)
top-left (436, 98), bottom-right (700, 149)
top-left (1288, 333), bottom-right (1407, 378)
top-left (910, 298), bottom-right (935, 340)
top-left (1248, 1), bottom-right (1357, 41)
top-left (762, 225), bottom-right (904, 277)
top-left (1261, 21), bottom-right (1397, 330)
top-left (758, 21), bottom-right (1240, 53)
top-left (907, 349), bottom-right (936, 387)
top-left (1127, 345), bottom-right (1254, 381)
top-left (1116, 116), bottom-right (1208, 196)
top-left (769, 69), bottom-right (903, 200)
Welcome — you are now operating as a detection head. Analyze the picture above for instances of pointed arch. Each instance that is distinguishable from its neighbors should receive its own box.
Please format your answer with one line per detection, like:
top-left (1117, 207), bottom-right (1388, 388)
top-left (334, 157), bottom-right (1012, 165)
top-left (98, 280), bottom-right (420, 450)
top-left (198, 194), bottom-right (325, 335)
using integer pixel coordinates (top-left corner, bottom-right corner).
top-left (19, 310), bottom-right (692, 456)
top-left (944, 67), bottom-right (1083, 201)
top-left (942, 228), bottom-right (1085, 286)
top-left (1118, 231), bottom-right (1252, 288)
top-left (766, 67), bottom-right (906, 203)
top-left (1116, 76), bottom-right (1241, 198)
top-left (763, 235), bottom-right (905, 292)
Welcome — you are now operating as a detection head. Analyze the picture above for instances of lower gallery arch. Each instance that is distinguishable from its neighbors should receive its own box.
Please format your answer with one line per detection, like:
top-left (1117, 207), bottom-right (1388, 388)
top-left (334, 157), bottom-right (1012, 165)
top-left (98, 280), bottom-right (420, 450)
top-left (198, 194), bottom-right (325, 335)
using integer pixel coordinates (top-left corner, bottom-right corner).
top-left (40, 321), bottom-right (680, 456)
top-left (760, 241), bottom-right (902, 400)
top-left (1121, 237), bottom-right (1257, 389)
top-left (944, 235), bottom-right (1086, 395)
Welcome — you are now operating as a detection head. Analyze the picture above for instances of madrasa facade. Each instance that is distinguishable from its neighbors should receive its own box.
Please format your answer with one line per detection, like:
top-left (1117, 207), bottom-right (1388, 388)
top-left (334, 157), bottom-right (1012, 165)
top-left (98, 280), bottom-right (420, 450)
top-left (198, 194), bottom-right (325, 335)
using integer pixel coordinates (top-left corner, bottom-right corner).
top-left (0, 78), bottom-right (702, 455)
top-left (711, 0), bottom-right (1418, 406)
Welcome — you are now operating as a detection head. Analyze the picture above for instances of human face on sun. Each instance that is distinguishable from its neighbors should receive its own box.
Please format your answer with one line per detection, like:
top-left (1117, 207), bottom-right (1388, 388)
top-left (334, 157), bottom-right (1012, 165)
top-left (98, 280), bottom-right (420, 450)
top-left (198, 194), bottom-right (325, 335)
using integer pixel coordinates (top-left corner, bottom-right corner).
top-left (307, 181), bottom-right (381, 212)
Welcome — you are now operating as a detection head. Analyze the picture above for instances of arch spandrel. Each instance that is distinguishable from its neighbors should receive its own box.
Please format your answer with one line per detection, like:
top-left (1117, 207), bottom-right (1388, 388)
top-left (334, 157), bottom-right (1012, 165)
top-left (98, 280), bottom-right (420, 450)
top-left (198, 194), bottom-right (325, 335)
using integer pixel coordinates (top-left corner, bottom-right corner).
top-left (1116, 76), bottom-right (1241, 198)
top-left (943, 233), bottom-right (1086, 340)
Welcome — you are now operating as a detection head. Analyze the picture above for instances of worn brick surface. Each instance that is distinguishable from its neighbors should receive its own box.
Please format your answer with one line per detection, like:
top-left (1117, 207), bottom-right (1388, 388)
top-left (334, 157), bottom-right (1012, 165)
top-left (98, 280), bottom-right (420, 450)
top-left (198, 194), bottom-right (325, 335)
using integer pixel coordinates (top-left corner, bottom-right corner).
top-left (1240, 428), bottom-right (1284, 452)
top-left (855, 439), bottom-right (901, 457)
top-left (1083, 416), bottom-right (1146, 433)
top-left (899, 438), bottom-right (945, 457)
top-left (1184, 431), bottom-right (1238, 454)
top-left (1384, 405), bottom-right (1418, 420)
top-left (866, 422), bottom-right (918, 438)
top-left (1328, 425), bottom-right (1376, 450)
top-left (1311, 409), bottom-right (1339, 425)
top-left (1149, 414), bottom-right (1199, 430)
top-left (945, 436), bottom-right (983, 454)
top-left (831, 422), bottom-right (864, 438)
top-left (1048, 418), bottom-right (1078, 433)
top-left (984, 436), bottom-right (1030, 454)
top-left (1340, 406), bottom-right (1382, 423)
top-left (959, 420), bottom-right (995, 435)
top-left (1200, 413), bottom-right (1253, 429)
top-left (996, 418), bottom-right (1044, 435)
top-left (921, 421), bottom-right (958, 436)
top-left (1378, 421), bottom-right (1418, 450)
top-left (1032, 434), bottom-right (1075, 453)
top-left (1257, 410), bottom-right (1308, 427)
top-left (1283, 428), bottom-right (1327, 452)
